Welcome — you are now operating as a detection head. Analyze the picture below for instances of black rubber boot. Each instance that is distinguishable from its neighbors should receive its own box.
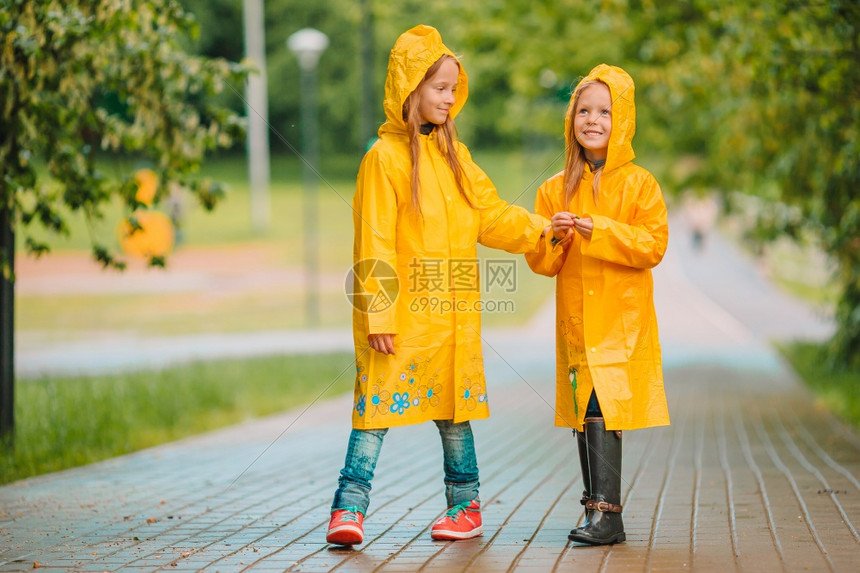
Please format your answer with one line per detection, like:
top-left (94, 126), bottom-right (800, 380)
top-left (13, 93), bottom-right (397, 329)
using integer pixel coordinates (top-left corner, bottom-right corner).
top-left (568, 417), bottom-right (626, 545)
top-left (570, 429), bottom-right (593, 534)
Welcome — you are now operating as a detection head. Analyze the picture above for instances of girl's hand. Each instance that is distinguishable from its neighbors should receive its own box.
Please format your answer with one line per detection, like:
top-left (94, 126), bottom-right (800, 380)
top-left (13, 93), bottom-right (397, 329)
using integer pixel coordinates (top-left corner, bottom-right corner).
top-left (368, 333), bottom-right (396, 355)
top-left (551, 212), bottom-right (577, 241)
top-left (573, 216), bottom-right (593, 240)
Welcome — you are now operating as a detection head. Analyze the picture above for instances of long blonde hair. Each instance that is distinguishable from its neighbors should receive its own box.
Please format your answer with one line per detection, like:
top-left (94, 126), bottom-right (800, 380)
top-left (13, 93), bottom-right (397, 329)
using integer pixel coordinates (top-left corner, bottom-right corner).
top-left (563, 80), bottom-right (604, 208)
top-left (402, 55), bottom-right (469, 216)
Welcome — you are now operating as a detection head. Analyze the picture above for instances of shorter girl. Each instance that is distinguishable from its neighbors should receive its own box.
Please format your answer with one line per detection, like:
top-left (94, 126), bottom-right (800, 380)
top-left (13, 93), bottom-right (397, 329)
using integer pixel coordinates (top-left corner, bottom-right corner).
top-left (525, 64), bottom-right (670, 545)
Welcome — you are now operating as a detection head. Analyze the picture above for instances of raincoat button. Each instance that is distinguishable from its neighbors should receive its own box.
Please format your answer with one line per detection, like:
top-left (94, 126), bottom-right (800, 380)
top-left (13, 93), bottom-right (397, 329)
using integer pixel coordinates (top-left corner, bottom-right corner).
top-left (590, 347), bottom-right (596, 353)
top-left (588, 290), bottom-right (594, 295)
top-left (457, 325), bottom-right (462, 330)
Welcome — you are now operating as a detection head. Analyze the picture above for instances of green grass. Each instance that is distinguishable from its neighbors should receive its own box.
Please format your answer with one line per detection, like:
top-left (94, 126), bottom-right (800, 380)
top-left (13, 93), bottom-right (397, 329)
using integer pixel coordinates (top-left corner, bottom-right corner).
top-left (0, 352), bottom-right (355, 485)
top-left (777, 341), bottom-right (860, 431)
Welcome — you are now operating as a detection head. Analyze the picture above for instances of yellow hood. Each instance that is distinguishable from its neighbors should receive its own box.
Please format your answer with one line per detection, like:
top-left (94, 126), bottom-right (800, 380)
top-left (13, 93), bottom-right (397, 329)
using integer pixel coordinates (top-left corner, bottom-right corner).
top-left (380, 25), bottom-right (469, 133)
top-left (565, 64), bottom-right (636, 172)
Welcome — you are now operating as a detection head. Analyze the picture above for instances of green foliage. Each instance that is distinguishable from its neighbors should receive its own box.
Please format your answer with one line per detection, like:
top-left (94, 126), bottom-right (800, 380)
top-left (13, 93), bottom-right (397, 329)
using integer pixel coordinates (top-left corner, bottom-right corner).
top-left (0, 0), bottom-right (250, 266)
top-left (630, 0), bottom-right (860, 368)
top-left (175, 0), bottom-right (634, 154)
top-left (0, 352), bottom-right (355, 484)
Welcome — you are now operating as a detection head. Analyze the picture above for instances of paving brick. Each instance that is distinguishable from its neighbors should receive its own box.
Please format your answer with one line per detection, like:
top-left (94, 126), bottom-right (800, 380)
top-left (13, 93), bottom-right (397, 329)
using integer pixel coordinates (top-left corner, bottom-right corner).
top-left (4, 225), bottom-right (859, 571)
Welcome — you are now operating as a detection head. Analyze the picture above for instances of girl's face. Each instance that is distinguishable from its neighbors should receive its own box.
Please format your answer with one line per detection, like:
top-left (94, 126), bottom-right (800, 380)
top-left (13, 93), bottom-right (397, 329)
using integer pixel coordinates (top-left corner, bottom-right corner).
top-left (416, 58), bottom-right (459, 125)
top-left (573, 82), bottom-right (612, 161)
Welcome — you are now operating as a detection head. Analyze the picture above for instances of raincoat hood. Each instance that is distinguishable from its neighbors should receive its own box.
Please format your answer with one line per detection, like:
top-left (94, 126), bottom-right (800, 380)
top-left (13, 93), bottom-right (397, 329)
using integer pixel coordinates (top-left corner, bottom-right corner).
top-left (565, 64), bottom-right (636, 172)
top-left (381, 25), bottom-right (469, 133)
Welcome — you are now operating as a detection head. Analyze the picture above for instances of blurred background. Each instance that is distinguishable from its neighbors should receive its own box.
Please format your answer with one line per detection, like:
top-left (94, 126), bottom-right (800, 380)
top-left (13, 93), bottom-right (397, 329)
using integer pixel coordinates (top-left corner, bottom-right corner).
top-left (3, 0), bottom-right (857, 482)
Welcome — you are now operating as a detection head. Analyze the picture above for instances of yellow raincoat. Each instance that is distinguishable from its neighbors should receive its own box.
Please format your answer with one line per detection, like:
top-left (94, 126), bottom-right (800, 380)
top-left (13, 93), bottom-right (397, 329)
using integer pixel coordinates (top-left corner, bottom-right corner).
top-left (525, 65), bottom-right (670, 432)
top-left (350, 25), bottom-right (547, 430)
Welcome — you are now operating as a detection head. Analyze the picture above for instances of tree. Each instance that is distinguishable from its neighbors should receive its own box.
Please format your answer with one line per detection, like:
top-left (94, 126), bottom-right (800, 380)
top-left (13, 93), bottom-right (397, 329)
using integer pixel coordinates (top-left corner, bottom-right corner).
top-left (0, 0), bottom-right (249, 437)
top-left (626, 0), bottom-right (860, 369)
top-left (727, 0), bottom-right (859, 369)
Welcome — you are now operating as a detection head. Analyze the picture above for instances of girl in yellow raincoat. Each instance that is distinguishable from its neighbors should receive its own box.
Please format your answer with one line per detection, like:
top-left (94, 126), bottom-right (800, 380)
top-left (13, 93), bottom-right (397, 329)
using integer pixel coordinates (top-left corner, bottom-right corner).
top-left (326, 25), bottom-right (547, 546)
top-left (525, 64), bottom-right (670, 546)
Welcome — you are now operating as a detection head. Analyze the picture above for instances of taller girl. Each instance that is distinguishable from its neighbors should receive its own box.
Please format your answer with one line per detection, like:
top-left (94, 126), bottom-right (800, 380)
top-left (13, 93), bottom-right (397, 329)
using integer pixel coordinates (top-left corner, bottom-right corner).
top-left (326, 25), bottom-right (547, 546)
top-left (526, 64), bottom-right (670, 545)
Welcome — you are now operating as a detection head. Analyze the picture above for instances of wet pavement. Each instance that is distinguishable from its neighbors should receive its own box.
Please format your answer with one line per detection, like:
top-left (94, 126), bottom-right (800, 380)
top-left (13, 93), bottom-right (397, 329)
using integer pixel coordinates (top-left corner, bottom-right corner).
top-left (1, 218), bottom-right (856, 572)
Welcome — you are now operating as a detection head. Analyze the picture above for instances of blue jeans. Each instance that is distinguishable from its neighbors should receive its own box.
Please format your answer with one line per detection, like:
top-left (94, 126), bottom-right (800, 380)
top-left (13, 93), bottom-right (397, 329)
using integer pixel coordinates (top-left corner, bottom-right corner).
top-left (331, 420), bottom-right (480, 514)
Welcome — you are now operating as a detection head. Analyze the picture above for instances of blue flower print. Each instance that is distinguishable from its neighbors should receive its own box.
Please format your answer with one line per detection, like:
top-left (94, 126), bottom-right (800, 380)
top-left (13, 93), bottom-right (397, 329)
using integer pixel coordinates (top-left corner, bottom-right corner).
top-left (390, 392), bottom-right (410, 415)
top-left (355, 394), bottom-right (366, 417)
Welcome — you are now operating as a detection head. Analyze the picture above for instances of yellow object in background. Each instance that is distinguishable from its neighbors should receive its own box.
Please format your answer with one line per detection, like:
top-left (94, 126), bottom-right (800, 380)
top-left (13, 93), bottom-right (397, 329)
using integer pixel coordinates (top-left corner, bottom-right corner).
top-left (134, 168), bottom-right (158, 206)
top-left (118, 210), bottom-right (175, 257)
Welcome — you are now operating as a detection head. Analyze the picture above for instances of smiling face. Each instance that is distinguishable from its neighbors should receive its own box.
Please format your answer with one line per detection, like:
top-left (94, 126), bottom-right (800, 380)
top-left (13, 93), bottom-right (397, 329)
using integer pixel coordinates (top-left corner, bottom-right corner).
top-left (416, 58), bottom-right (460, 125)
top-left (573, 82), bottom-right (612, 162)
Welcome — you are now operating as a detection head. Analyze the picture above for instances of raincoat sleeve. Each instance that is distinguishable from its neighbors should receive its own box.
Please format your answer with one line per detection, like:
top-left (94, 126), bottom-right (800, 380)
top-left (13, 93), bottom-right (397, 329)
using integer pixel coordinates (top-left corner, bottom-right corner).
top-left (459, 146), bottom-right (547, 253)
top-left (353, 149), bottom-right (399, 334)
top-left (581, 173), bottom-right (668, 269)
top-left (525, 178), bottom-right (567, 277)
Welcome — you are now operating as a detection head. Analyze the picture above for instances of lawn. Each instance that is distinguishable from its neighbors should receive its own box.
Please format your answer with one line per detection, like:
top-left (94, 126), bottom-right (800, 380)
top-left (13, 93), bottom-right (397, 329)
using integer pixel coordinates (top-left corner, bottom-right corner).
top-left (1, 352), bottom-right (355, 485)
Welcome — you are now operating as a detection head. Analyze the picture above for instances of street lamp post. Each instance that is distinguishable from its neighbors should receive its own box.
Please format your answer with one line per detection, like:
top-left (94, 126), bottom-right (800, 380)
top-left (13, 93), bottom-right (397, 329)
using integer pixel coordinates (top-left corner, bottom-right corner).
top-left (287, 28), bottom-right (328, 327)
top-left (243, 0), bottom-right (271, 232)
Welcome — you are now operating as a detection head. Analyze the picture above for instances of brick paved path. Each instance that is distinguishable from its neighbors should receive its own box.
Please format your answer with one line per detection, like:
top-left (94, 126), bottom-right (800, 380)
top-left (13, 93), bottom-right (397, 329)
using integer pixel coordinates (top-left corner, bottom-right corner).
top-left (2, 222), bottom-right (857, 572)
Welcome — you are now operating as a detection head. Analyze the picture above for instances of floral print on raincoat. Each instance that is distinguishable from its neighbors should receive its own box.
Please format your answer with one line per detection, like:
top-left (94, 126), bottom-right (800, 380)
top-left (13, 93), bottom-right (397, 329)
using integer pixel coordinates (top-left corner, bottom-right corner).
top-left (350, 25), bottom-right (548, 429)
top-left (525, 64), bottom-right (670, 432)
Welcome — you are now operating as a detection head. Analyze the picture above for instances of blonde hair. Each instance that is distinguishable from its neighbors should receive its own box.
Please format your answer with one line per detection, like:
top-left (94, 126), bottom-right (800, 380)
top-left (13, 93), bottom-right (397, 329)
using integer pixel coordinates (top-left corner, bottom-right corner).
top-left (402, 55), bottom-right (469, 216)
top-left (563, 80), bottom-right (605, 207)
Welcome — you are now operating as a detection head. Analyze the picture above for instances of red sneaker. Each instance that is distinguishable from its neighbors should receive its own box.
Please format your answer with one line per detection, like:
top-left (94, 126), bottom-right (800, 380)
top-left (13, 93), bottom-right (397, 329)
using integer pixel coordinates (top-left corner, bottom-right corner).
top-left (431, 498), bottom-right (483, 540)
top-left (326, 507), bottom-right (364, 545)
